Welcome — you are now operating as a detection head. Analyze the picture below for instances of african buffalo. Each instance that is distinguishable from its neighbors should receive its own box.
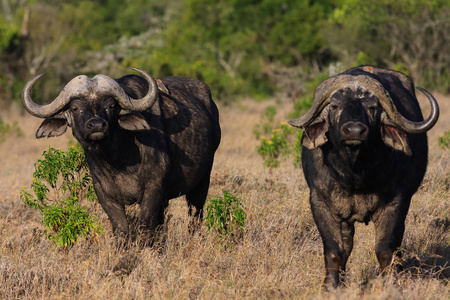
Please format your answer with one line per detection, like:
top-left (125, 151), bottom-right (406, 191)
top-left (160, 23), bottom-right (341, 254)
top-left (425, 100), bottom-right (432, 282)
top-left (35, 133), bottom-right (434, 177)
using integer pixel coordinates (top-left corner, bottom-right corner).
top-left (289, 66), bottom-right (439, 288)
top-left (22, 67), bottom-right (221, 240)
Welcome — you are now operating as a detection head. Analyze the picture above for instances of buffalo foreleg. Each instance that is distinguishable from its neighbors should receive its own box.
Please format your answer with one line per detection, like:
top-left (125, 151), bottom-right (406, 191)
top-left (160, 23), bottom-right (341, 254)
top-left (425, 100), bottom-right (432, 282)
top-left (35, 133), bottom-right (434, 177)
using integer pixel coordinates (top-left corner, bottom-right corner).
top-left (310, 193), bottom-right (355, 289)
top-left (373, 195), bottom-right (410, 272)
top-left (139, 189), bottom-right (167, 241)
top-left (97, 196), bottom-right (129, 236)
top-left (341, 221), bottom-right (355, 277)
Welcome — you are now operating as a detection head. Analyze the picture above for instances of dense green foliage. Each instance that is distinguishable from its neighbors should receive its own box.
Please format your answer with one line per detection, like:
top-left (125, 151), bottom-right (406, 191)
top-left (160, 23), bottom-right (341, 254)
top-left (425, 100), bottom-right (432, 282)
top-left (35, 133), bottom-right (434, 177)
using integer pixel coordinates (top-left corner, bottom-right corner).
top-left (1, 0), bottom-right (450, 102)
top-left (20, 146), bottom-right (102, 248)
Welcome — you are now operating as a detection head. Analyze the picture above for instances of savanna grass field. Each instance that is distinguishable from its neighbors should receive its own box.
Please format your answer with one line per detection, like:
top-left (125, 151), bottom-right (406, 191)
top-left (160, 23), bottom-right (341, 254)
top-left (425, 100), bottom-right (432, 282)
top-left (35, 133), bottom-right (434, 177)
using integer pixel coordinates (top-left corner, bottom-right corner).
top-left (0, 92), bottom-right (449, 299)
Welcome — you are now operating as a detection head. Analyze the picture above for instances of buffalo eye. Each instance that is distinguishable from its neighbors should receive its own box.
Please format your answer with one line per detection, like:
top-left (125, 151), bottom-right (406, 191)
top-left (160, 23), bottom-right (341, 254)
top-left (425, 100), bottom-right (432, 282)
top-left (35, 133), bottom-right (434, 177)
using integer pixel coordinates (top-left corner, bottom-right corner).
top-left (366, 104), bottom-right (378, 115)
top-left (70, 99), bottom-right (83, 113)
top-left (106, 99), bottom-right (116, 110)
top-left (330, 103), bottom-right (339, 110)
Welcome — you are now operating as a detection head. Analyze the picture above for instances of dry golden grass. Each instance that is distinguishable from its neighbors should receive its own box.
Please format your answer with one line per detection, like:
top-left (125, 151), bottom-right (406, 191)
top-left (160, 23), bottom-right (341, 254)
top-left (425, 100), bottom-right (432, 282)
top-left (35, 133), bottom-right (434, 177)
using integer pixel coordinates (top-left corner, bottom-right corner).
top-left (0, 94), bottom-right (448, 299)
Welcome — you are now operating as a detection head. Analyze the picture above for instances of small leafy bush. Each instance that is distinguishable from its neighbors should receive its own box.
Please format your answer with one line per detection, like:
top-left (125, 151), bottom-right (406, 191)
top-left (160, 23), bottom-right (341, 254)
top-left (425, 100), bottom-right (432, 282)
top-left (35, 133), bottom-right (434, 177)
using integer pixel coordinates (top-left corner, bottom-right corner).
top-left (438, 130), bottom-right (450, 149)
top-left (20, 146), bottom-right (102, 248)
top-left (204, 191), bottom-right (246, 245)
top-left (254, 96), bottom-right (309, 168)
top-left (257, 121), bottom-right (303, 168)
top-left (253, 105), bottom-right (278, 138)
top-left (258, 122), bottom-right (292, 168)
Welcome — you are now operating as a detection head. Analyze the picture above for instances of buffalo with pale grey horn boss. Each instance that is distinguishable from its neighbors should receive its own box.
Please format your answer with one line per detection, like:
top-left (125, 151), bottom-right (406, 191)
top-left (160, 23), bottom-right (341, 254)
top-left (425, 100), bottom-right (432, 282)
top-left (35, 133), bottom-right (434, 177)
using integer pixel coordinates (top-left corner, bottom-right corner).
top-left (288, 66), bottom-right (439, 289)
top-left (22, 67), bottom-right (221, 240)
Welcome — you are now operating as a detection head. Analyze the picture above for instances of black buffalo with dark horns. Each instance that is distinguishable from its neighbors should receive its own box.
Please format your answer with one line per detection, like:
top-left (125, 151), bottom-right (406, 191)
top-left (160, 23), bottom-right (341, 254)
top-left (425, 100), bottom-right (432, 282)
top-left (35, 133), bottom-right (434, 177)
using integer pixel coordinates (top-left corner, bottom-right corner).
top-left (22, 67), bottom-right (221, 241)
top-left (288, 66), bottom-right (439, 288)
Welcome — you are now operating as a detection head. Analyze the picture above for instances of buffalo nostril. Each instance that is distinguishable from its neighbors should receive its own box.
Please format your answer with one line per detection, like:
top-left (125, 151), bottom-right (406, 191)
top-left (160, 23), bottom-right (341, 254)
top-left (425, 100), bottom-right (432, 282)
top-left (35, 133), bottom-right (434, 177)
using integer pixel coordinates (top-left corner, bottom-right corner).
top-left (98, 121), bottom-right (106, 129)
top-left (353, 124), bottom-right (366, 134)
top-left (341, 122), bottom-right (368, 139)
top-left (86, 118), bottom-right (106, 131)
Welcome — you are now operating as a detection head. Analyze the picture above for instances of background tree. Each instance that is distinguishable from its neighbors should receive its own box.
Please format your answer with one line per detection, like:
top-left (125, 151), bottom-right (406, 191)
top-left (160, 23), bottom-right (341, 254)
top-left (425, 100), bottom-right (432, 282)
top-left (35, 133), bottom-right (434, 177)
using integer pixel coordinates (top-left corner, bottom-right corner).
top-left (0, 0), bottom-right (449, 104)
top-left (326, 0), bottom-right (450, 90)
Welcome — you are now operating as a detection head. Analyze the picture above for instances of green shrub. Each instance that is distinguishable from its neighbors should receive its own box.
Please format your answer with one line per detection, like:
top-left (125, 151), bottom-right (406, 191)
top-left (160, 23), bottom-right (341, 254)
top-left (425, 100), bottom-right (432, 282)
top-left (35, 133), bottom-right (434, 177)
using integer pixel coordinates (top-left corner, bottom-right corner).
top-left (253, 105), bottom-right (278, 138)
top-left (204, 191), bottom-right (246, 246)
top-left (20, 146), bottom-right (102, 248)
top-left (438, 130), bottom-right (450, 149)
top-left (257, 121), bottom-right (303, 168)
top-left (255, 95), bottom-right (311, 168)
top-left (257, 122), bottom-right (292, 168)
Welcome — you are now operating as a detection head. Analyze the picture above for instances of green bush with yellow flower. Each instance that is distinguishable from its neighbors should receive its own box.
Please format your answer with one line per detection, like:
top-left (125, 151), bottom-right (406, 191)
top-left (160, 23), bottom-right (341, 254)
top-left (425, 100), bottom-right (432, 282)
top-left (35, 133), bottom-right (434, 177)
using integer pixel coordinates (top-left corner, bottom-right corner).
top-left (257, 122), bottom-right (303, 168)
top-left (255, 97), bottom-right (311, 168)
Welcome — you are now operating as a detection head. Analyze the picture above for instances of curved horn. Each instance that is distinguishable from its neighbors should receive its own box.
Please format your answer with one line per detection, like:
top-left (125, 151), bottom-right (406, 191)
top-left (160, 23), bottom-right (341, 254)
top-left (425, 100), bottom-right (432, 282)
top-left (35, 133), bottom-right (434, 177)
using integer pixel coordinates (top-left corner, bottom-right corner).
top-left (288, 75), bottom-right (356, 128)
top-left (112, 67), bottom-right (159, 111)
top-left (364, 78), bottom-right (439, 133)
top-left (289, 74), bottom-right (439, 134)
top-left (22, 73), bottom-right (90, 118)
top-left (396, 87), bottom-right (439, 133)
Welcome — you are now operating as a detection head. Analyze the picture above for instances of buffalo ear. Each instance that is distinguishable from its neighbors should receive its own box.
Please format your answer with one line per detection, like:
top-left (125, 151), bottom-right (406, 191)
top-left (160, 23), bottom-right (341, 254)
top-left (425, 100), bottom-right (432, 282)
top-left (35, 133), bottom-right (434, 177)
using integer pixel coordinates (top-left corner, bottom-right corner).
top-left (381, 123), bottom-right (412, 156)
top-left (302, 121), bottom-right (329, 149)
top-left (118, 112), bottom-right (150, 131)
top-left (36, 118), bottom-right (68, 139)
